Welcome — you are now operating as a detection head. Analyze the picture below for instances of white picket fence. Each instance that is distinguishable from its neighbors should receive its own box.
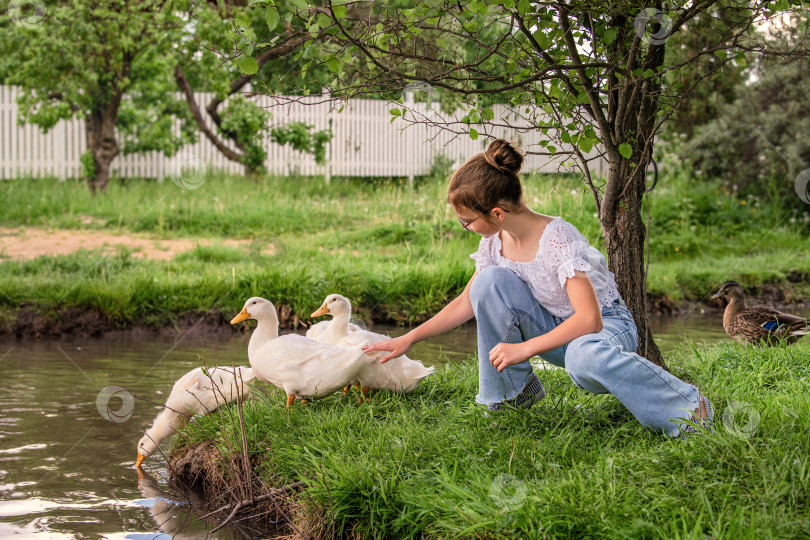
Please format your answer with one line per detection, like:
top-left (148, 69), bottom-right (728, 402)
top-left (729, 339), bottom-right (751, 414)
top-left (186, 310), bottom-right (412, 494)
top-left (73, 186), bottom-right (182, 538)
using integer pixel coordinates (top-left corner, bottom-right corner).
top-left (0, 85), bottom-right (606, 180)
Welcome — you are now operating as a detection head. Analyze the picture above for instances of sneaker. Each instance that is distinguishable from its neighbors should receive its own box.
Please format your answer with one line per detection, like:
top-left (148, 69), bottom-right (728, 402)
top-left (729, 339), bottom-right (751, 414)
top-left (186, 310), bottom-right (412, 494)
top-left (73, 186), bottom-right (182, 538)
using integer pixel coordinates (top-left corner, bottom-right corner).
top-left (487, 373), bottom-right (546, 413)
top-left (679, 390), bottom-right (715, 437)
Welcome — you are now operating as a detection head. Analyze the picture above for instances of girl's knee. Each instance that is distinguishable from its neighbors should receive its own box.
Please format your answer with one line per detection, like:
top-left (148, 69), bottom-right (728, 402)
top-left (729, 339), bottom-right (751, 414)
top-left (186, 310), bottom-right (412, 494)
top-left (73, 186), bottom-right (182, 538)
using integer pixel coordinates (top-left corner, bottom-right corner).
top-left (470, 266), bottom-right (521, 304)
top-left (564, 334), bottom-right (603, 378)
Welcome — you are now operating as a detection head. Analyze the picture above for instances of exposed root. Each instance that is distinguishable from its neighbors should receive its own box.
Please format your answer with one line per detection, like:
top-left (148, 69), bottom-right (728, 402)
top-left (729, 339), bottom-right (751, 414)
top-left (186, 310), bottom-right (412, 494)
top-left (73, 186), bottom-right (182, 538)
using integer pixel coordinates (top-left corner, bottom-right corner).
top-left (169, 441), bottom-right (332, 537)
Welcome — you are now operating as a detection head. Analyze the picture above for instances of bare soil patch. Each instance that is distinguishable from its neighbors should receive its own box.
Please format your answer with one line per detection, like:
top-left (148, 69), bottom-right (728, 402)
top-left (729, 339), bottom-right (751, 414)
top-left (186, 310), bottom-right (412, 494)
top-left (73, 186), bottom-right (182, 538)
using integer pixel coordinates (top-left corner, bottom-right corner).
top-left (0, 226), bottom-right (247, 261)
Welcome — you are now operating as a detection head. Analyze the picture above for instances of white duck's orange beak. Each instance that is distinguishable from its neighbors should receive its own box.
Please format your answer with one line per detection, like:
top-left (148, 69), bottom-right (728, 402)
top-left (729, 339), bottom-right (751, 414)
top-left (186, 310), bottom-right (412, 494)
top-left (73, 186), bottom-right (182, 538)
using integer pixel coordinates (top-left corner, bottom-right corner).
top-left (230, 307), bottom-right (251, 324)
top-left (136, 453), bottom-right (145, 468)
top-left (311, 302), bottom-right (330, 318)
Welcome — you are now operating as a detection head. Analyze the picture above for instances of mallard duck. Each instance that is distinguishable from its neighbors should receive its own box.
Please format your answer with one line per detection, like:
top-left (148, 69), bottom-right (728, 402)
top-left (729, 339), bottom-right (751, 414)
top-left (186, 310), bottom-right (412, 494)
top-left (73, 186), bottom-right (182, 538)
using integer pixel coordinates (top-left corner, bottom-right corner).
top-left (136, 365), bottom-right (254, 468)
top-left (230, 297), bottom-right (378, 407)
top-left (311, 294), bottom-right (435, 400)
top-left (711, 281), bottom-right (809, 345)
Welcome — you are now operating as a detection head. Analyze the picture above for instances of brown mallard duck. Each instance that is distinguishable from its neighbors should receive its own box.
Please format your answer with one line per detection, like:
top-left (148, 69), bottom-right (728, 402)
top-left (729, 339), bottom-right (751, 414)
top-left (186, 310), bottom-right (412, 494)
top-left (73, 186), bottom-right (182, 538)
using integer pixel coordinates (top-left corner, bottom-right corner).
top-left (711, 281), bottom-right (809, 345)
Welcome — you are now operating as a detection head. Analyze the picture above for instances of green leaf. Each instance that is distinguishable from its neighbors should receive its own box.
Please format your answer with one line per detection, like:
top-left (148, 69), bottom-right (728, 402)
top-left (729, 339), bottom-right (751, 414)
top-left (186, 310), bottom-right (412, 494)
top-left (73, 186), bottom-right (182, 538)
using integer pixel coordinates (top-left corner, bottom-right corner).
top-left (469, 0), bottom-right (488, 14)
top-left (469, 128), bottom-right (479, 140)
top-left (517, 0), bottom-right (531, 16)
top-left (265, 7), bottom-right (279, 31)
top-left (235, 11), bottom-right (251, 29)
top-left (578, 137), bottom-right (593, 154)
top-left (327, 57), bottom-right (341, 73)
top-left (603, 27), bottom-right (617, 45)
top-left (236, 55), bottom-right (259, 75)
top-left (289, 0), bottom-right (308, 12)
top-left (389, 108), bottom-right (402, 116)
top-left (618, 142), bottom-right (632, 159)
top-left (332, 4), bottom-right (348, 18)
top-left (532, 30), bottom-right (551, 50)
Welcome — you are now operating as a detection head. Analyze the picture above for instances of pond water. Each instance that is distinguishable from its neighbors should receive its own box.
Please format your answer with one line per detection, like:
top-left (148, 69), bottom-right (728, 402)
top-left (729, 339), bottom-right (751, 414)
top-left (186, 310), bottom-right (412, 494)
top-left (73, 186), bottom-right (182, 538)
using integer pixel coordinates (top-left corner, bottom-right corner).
top-left (2, 309), bottom-right (808, 538)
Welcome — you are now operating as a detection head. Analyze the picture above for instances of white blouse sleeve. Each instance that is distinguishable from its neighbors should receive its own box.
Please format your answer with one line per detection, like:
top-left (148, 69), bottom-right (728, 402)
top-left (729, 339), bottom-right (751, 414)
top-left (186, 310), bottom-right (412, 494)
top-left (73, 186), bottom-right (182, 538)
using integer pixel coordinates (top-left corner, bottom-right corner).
top-left (469, 235), bottom-right (496, 273)
top-left (544, 221), bottom-right (597, 288)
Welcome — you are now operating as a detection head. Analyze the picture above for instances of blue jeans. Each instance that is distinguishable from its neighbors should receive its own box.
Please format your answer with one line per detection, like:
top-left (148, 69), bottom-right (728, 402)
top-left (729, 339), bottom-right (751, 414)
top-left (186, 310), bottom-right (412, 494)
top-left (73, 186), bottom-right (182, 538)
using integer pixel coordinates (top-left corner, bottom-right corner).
top-left (469, 266), bottom-right (700, 436)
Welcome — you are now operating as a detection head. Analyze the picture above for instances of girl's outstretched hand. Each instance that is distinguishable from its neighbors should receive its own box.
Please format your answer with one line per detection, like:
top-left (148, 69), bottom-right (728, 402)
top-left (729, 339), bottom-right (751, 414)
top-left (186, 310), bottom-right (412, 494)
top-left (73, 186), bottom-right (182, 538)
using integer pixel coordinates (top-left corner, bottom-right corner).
top-left (362, 334), bottom-right (414, 363)
top-left (490, 342), bottom-right (532, 372)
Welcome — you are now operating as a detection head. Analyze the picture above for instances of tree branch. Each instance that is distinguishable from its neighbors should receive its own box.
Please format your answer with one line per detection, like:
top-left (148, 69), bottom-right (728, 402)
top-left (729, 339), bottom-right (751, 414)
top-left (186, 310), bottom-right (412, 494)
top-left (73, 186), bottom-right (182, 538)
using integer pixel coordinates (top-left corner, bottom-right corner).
top-left (174, 64), bottom-right (245, 163)
top-left (558, 6), bottom-right (615, 151)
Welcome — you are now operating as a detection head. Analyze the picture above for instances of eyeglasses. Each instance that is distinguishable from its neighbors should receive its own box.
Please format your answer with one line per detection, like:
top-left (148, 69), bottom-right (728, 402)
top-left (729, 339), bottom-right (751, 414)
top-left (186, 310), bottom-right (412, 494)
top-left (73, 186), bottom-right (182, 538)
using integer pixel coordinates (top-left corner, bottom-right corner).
top-left (457, 209), bottom-right (509, 231)
top-left (458, 215), bottom-right (480, 231)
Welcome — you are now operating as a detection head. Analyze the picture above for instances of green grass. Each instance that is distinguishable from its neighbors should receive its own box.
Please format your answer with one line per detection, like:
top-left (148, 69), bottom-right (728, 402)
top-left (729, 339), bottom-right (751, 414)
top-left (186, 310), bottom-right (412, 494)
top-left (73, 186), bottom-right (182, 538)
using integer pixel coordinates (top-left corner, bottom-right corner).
top-left (0, 170), bottom-right (808, 329)
top-left (178, 342), bottom-right (810, 538)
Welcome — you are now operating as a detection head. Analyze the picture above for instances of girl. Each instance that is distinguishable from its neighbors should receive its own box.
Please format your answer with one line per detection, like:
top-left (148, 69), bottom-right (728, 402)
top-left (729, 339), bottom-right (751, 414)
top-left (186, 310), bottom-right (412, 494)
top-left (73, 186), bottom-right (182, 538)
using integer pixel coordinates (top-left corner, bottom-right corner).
top-left (363, 139), bottom-right (714, 437)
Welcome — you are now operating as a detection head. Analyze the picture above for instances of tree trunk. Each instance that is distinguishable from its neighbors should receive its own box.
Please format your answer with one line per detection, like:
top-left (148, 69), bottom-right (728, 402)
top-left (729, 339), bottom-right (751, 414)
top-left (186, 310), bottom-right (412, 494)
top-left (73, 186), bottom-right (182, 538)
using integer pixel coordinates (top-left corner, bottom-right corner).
top-left (602, 156), bottom-right (667, 370)
top-left (85, 100), bottom-right (121, 193)
top-left (595, 12), bottom-right (668, 369)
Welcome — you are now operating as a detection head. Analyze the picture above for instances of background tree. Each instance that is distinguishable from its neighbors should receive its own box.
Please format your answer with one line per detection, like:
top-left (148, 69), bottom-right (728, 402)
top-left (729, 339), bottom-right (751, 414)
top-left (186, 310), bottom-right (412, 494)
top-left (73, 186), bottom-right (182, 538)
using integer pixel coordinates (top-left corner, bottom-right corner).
top-left (686, 12), bottom-right (810, 207)
top-left (247, 0), bottom-right (809, 366)
top-left (658, 0), bottom-right (750, 140)
top-left (0, 0), bottom-right (197, 192)
top-left (0, 0), bottom-right (335, 187)
top-left (174, 0), bottom-right (335, 173)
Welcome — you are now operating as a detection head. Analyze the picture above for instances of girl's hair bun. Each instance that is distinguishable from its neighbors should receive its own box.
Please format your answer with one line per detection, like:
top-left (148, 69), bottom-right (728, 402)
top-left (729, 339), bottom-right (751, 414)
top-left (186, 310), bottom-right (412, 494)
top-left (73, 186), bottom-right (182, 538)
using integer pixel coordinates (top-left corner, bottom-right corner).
top-left (484, 139), bottom-right (523, 176)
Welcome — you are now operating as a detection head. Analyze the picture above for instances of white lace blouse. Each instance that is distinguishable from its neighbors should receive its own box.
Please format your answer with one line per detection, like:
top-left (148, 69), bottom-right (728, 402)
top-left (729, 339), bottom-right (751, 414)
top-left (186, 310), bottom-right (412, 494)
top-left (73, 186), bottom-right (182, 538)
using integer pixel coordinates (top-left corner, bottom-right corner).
top-left (470, 216), bottom-right (620, 318)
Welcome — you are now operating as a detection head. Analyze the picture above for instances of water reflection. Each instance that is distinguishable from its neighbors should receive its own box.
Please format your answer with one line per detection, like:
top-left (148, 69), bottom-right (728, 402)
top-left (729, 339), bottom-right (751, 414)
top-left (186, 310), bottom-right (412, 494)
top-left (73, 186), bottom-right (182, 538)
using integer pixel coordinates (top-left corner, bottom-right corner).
top-left (1, 308), bottom-right (807, 538)
top-left (0, 336), bottom-right (251, 539)
top-left (130, 468), bottom-right (256, 539)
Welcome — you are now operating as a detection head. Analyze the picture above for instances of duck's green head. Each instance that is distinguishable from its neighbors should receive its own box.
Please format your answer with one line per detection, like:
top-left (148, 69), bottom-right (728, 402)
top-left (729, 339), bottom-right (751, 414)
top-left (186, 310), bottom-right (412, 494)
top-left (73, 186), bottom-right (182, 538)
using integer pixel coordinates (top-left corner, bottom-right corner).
top-left (711, 280), bottom-right (744, 300)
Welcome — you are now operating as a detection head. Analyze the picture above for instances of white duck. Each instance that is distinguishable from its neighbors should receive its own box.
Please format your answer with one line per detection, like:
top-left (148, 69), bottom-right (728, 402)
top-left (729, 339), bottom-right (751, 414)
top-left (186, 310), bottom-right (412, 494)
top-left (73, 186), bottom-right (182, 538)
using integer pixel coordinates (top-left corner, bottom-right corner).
top-left (230, 297), bottom-right (379, 407)
top-left (136, 365), bottom-right (254, 468)
top-left (306, 315), bottom-right (363, 343)
top-left (311, 294), bottom-right (434, 400)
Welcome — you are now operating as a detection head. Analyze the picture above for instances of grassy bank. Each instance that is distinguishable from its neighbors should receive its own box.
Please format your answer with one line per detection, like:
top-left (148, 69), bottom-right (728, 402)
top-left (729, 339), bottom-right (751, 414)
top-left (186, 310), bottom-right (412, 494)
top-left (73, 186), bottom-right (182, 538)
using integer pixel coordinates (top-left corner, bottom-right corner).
top-left (1, 170), bottom-right (808, 334)
top-left (175, 342), bottom-right (810, 538)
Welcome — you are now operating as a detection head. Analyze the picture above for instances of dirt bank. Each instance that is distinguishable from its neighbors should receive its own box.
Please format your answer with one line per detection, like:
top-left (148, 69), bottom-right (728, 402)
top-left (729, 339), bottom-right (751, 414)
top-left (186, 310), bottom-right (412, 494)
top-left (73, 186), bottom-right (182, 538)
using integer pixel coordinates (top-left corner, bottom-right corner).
top-left (168, 442), bottom-right (325, 537)
top-left (2, 285), bottom-right (806, 340)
